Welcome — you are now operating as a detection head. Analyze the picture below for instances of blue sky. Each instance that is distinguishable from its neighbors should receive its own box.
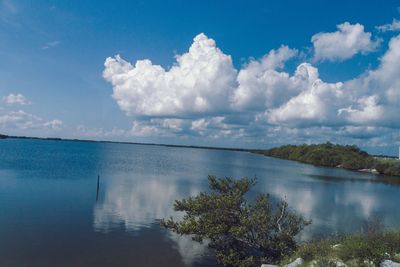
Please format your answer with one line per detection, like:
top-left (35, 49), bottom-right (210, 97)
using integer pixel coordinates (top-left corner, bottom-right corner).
top-left (1, 0), bottom-right (400, 155)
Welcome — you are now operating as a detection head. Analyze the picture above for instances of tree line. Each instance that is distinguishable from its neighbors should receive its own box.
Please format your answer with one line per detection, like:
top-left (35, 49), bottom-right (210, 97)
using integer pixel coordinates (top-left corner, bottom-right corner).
top-left (256, 142), bottom-right (400, 177)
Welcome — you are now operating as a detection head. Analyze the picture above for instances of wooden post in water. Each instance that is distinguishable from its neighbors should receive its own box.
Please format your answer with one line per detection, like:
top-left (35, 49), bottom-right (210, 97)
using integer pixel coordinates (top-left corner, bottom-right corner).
top-left (96, 175), bottom-right (100, 202)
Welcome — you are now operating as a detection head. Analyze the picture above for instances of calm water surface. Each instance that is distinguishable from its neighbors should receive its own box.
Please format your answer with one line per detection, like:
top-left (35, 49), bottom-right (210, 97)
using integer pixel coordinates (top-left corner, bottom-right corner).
top-left (1, 139), bottom-right (400, 266)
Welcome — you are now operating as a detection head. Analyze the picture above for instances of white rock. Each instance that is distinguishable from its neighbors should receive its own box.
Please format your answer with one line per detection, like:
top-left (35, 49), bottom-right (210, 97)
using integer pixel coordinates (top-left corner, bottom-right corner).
top-left (332, 244), bottom-right (342, 249)
top-left (371, 168), bottom-right (379, 174)
top-left (381, 260), bottom-right (400, 267)
top-left (285, 258), bottom-right (304, 267)
top-left (261, 264), bottom-right (278, 267)
top-left (336, 260), bottom-right (347, 267)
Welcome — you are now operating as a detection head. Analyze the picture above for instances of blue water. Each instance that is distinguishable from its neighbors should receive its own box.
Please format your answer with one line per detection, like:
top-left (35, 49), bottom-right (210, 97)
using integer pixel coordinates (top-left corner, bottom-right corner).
top-left (1, 138), bottom-right (400, 266)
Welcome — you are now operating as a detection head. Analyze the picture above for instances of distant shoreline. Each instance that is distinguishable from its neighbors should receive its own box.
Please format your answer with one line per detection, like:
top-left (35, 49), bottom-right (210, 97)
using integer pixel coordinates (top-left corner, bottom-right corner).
top-left (0, 134), bottom-right (258, 153)
top-left (1, 135), bottom-right (398, 175)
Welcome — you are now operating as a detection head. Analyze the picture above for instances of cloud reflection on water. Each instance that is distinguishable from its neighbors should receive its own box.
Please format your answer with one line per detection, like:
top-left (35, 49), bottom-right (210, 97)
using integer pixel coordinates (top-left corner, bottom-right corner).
top-left (265, 175), bottom-right (400, 240)
top-left (93, 175), bottom-right (207, 265)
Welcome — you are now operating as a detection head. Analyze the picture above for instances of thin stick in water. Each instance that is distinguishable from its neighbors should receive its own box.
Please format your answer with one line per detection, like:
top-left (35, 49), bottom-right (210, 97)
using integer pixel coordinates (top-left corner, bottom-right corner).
top-left (96, 175), bottom-right (100, 202)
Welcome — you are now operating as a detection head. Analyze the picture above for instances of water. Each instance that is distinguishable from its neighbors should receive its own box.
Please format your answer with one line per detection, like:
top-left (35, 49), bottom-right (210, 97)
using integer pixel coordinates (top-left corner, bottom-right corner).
top-left (1, 138), bottom-right (400, 266)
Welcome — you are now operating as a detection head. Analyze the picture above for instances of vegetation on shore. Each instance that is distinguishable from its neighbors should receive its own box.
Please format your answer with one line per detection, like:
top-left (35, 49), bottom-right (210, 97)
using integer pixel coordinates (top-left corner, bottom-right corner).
top-left (256, 142), bottom-right (400, 177)
top-left (375, 158), bottom-right (400, 177)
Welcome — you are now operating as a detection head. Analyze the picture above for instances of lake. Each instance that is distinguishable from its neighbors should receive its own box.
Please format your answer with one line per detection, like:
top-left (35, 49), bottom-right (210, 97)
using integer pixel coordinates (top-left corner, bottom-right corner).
top-left (1, 138), bottom-right (400, 266)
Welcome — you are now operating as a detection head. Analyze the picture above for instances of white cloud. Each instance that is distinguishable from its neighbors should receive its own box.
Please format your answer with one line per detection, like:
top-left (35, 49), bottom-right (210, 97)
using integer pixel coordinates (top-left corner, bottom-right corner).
top-left (267, 76), bottom-right (345, 127)
top-left (43, 119), bottom-right (63, 130)
top-left (0, 109), bottom-right (62, 130)
top-left (232, 46), bottom-right (301, 110)
top-left (103, 33), bottom-right (237, 118)
top-left (265, 34), bottom-right (400, 129)
top-left (75, 119), bottom-right (187, 138)
top-left (340, 35), bottom-right (400, 127)
top-left (312, 22), bottom-right (380, 62)
top-left (339, 95), bottom-right (384, 125)
top-left (191, 116), bottom-right (226, 132)
top-left (129, 120), bottom-right (163, 137)
top-left (190, 116), bottom-right (245, 139)
top-left (74, 116), bottom-right (247, 142)
top-left (376, 18), bottom-right (400, 32)
top-left (2, 93), bottom-right (31, 105)
top-left (233, 61), bottom-right (321, 114)
top-left (0, 93), bottom-right (62, 134)
top-left (75, 125), bottom-right (126, 138)
top-left (103, 31), bottom-right (400, 147)
top-left (129, 119), bottom-right (187, 137)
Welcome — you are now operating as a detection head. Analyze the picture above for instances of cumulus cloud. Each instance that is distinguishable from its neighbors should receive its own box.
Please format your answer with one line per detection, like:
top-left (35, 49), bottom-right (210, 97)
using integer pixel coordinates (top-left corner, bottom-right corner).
top-left (312, 22), bottom-right (380, 62)
top-left (232, 46), bottom-right (301, 110)
top-left (376, 18), bottom-right (400, 32)
top-left (2, 93), bottom-right (31, 105)
top-left (103, 33), bottom-right (237, 118)
top-left (267, 74), bottom-right (345, 127)
top-left (267, 34), bottom-right (400, 128)
top-left (340, 35), bottom-right (400, 127)
top-left (103, 30), bottom-right (400, 148)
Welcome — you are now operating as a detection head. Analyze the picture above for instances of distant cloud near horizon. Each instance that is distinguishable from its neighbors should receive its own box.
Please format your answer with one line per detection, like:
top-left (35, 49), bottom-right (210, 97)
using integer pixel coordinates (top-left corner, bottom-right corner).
top-left (0, 93), bottom-right (62, 134)
top-left (103, 24), bottom-right (400, 148)
top-left (0, 109), bottom-right (63, 131)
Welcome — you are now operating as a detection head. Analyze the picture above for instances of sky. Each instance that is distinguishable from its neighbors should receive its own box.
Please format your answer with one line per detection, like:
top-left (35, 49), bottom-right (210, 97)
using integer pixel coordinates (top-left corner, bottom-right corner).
top-left (1, 0), bottom-right (400, 155)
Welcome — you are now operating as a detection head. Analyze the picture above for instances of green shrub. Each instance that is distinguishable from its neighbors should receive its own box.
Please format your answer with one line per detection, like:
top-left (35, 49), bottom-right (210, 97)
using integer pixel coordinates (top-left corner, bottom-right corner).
top-left (294, 240), bottom-right (333, 261)
top-left (338, 234), bottom-right (385, 264)
top-left (161, 176), bottom-right (310, 267)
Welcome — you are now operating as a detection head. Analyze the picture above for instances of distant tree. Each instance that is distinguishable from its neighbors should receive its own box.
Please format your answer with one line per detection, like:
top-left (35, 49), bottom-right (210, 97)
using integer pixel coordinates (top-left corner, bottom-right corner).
top-left (161, 176), bottom-right (310, 267)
